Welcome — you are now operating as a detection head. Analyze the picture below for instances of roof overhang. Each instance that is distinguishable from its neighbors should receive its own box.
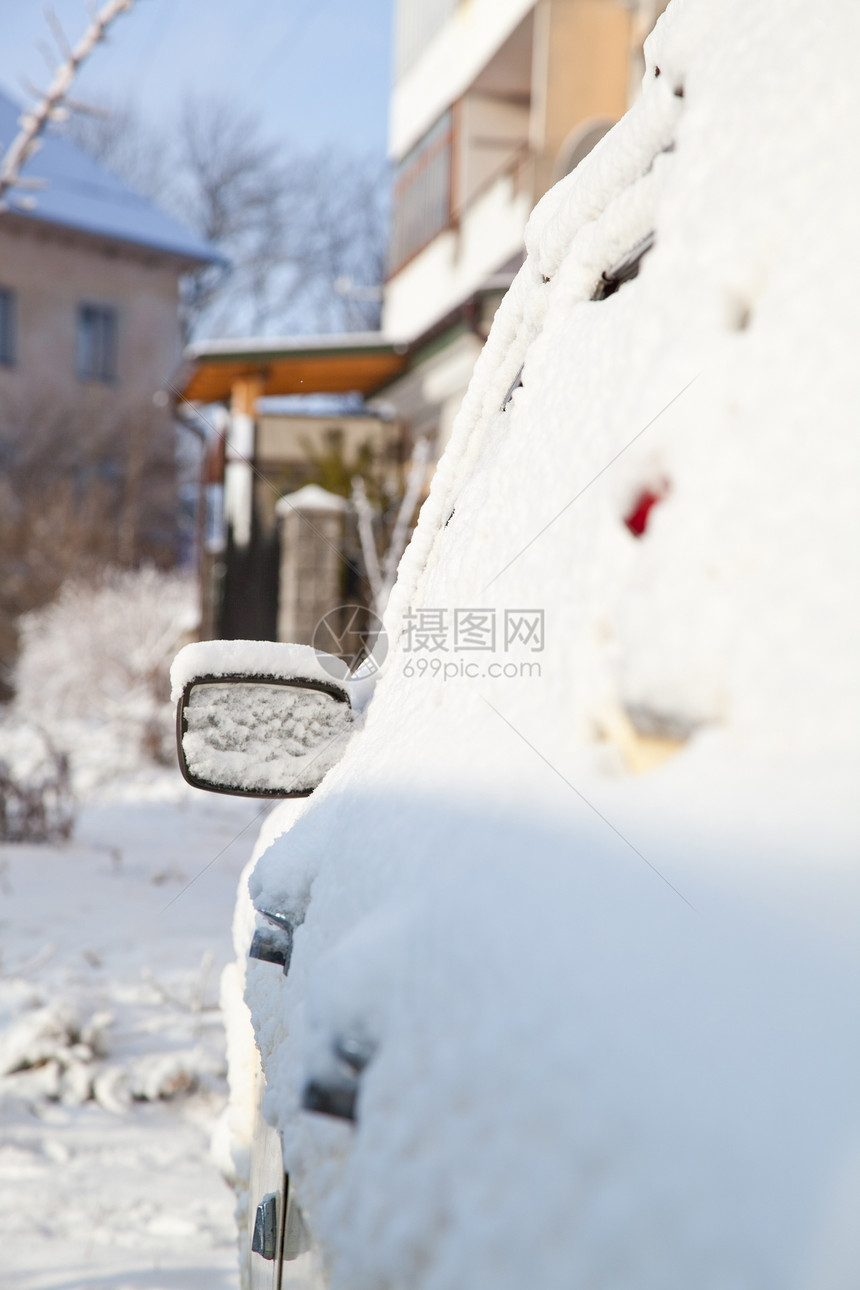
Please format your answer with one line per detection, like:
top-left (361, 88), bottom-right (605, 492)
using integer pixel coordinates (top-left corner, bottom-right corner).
top-left (0, 206), bottom-right (223, 271)
top-left (177, 333), bottom-right (410, 405)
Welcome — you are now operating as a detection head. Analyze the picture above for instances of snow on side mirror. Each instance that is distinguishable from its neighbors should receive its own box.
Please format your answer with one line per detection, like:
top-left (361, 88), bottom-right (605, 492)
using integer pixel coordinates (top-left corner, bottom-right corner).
top-left (171, 641), bottom-right (357, 798)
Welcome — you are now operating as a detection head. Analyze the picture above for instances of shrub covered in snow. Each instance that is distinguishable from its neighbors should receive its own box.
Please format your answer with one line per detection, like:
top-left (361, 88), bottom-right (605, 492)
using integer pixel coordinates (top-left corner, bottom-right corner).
top-left (3, 567), bottom-right (197, 797)
top-left (0, 726), bottom-right (73, 843)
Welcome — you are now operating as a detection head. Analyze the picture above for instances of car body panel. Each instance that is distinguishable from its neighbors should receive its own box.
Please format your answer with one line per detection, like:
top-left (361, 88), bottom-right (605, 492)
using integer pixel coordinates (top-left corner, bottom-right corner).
top-left (223, 1), bottom-right (860, 1286)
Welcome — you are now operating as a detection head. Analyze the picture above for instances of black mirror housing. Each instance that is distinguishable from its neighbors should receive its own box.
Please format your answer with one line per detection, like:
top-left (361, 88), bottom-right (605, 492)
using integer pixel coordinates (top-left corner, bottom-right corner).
top-left (171, 641), bottom-right (358, 799)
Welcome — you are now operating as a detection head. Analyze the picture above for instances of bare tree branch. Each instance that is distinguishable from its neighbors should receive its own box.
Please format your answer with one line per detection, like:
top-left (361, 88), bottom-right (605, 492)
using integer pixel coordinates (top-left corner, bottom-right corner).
top-left (45, 8), bottom-right (75, 63)
top-left (351, 475), bottom-right (385, 612)
top-left (0, 0), bottom-right (134, 208)
top-left (62, 95), bottom-right (172, 209)
top-left (61, 88), bottom-right (388, 339)
top-left (380, 436), bottom-right (431, 596)
top-left (353, 436), bottom-right (431, 617)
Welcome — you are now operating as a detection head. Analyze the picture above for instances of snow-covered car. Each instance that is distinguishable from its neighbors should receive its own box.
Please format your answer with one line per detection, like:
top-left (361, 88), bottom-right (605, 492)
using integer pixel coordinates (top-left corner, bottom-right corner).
top-left (173, 2), bottom-right (860, 1287)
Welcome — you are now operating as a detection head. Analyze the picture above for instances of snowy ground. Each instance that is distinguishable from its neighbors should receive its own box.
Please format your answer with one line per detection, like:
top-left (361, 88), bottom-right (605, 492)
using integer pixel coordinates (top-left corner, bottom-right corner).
top-left (0, 781), bottom-right (266, 1290)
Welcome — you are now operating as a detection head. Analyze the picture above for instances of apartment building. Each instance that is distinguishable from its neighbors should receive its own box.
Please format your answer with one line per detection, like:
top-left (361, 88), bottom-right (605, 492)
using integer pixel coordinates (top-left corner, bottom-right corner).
top-left (382, 0), bottom-right (668, 452)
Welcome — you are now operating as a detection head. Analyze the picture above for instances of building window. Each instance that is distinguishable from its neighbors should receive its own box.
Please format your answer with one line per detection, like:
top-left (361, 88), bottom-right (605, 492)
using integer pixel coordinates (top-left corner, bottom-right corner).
top-left (77, 304), bottom-right (118, 382)
top-left (0, 288), bottom-right (16, 366)
top-left (389, 111), bottom-right (453, 275)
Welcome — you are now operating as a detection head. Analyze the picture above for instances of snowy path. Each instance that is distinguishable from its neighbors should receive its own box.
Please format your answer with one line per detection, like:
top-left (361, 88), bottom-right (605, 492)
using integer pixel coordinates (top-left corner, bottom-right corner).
top-left (0, 787), bottom-right (267, 1290)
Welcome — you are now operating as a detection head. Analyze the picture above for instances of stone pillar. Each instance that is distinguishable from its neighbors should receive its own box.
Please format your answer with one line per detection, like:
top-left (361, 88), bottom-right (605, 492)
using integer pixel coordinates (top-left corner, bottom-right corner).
top-left (276, 484), bottom-right (348, 646)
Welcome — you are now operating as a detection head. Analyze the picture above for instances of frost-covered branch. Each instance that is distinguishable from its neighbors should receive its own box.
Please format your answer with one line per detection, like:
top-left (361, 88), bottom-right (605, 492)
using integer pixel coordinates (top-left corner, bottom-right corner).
top-left (381, 436), bottom-right (431, 595)
top-left (352, 435), bottom-right (432, 617)
top-left (0, 1), bottom-right (134, 209)
top-left (351, 475), bottom-right (385, 612)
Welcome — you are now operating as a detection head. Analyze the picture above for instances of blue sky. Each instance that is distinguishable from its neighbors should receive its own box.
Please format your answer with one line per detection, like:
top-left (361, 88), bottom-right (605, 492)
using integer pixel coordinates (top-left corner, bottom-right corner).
top-left (0, 0), bottom-right (393, 156)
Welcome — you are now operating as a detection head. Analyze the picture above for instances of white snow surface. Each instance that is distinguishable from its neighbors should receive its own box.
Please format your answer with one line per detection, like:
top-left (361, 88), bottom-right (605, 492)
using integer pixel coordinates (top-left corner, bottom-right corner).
top-left (0, 784), bottom-right (266, 1289)
top-left (171, 640), bottom-right (354, 700)
top-left (240, 3), bottom-right (860, 1289)
top-left (182, 681), bottom-right (354, 794)
top-left (276, 484), bottom-right (349, 514)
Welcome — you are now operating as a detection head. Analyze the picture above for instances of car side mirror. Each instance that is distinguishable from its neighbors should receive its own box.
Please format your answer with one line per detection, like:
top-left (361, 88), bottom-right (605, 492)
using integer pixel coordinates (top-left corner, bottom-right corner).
top-left (172, 641), bottom-right (358, 798)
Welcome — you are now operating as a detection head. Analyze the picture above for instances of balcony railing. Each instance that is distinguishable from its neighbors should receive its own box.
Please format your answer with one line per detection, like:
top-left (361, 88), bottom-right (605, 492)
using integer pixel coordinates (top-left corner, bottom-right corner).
top-left (388, 112), bottom-right (453, 277)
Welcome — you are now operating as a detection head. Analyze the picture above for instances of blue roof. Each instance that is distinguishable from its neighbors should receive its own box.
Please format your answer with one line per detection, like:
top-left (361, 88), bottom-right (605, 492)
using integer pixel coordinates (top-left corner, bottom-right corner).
top-left (0, 89), bottom-right (220, 264)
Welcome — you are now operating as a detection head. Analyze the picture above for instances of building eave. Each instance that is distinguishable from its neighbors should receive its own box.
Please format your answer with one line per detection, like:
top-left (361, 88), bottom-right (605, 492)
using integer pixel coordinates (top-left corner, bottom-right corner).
top-left (176, 334), bottom-right (411, 405)
top-left (0, 206), bottom-right (223, 270)
top-left (175, 260), bottom-right (521, 409)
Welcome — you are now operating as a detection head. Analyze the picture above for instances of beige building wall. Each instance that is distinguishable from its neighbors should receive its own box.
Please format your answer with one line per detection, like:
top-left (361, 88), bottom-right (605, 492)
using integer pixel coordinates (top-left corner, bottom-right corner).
top-left (0, 214), bottom-right (183, 412)
top-left (530, 0), bottom-right (633, 196)
top-left (257, 413), bottom-right (396, 477)
top-left (255, 412), bottom-right (403, 535)
top-left (0, 216), bottom-right (190, 583)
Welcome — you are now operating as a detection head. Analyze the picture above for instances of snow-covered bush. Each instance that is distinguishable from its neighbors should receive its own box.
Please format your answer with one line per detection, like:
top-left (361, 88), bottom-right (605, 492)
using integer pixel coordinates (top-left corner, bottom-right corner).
top-left (0, 994), bottom-right (225, 1109)
top-left (6, 567), bottom-right (197, 795)
top-left (0, 727), bottom-right (73, 843)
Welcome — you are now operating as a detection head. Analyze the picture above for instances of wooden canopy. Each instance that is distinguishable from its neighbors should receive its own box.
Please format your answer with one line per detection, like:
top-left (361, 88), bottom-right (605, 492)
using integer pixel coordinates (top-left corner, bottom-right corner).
top-left (177, 334), bottom-right (410, 406)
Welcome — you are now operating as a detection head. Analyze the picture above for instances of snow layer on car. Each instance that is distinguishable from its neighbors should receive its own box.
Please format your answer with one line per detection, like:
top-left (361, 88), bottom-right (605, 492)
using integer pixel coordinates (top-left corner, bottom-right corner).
top-left (182, 681), bottom-right (353, 795)
top-left (241, 2), bottom-right (860, 1288)
top-left (171, 639), bottom-right (348, 701)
